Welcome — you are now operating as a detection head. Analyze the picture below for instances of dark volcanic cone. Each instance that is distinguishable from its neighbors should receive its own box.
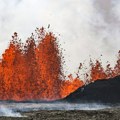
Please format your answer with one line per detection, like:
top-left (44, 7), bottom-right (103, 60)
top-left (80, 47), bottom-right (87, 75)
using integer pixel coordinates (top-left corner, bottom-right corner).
top-left (64, 76), bottom-right (120, 104)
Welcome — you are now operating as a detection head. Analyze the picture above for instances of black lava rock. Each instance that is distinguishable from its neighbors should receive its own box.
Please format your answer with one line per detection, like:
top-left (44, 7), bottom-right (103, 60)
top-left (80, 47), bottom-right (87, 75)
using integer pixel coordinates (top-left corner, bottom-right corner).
top-left (64, 76), bottom-right (120, 104)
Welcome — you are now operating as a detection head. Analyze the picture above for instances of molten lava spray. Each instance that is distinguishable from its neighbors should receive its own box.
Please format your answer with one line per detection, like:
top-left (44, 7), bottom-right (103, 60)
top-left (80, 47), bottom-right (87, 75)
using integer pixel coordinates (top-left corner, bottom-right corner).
top-left (0, 28), bottom-right (83, 101)
top-left (0, 27), bottom-right (120, 101)
top-left (89, 51), bottom-right (120, 81)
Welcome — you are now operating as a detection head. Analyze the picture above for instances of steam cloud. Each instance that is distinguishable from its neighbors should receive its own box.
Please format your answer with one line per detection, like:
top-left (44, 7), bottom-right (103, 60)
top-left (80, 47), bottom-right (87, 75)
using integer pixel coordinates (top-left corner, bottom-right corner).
top-left (0, 103), bottom-right (110, 111)
top-left (0, 106), bottom-right (21, 117)
top-left (0, 0), bottom-right (120, 76)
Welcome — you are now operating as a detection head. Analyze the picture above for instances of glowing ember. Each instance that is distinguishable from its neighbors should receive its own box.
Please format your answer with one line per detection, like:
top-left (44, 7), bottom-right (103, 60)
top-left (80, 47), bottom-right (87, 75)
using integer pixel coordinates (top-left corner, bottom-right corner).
top-left (0, 27), bottom-right (119, 101)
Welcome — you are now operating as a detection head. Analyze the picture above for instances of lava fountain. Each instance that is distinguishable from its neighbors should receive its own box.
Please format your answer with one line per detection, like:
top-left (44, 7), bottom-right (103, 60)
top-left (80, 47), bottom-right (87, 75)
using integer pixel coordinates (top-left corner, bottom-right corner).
top-left (0, 27), bottom-right (120, 101)
top-left (0, 28), bottom-right (83, 101)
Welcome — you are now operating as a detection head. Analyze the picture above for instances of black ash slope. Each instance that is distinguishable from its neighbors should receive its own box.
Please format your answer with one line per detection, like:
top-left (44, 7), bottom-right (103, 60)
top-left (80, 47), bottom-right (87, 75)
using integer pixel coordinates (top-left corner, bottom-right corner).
top-left (63, 76), bottom-right (120, 103)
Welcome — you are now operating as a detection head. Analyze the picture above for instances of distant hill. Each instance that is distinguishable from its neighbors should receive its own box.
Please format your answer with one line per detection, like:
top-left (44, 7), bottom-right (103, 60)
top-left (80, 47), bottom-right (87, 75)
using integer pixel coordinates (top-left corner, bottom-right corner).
top-left (63, 76), bottom-right (120, 104)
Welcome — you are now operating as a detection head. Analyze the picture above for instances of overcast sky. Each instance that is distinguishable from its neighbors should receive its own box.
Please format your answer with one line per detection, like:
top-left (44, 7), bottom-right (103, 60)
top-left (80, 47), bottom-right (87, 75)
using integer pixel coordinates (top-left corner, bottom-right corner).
top-left (0, 0), bottom-right (120, 76)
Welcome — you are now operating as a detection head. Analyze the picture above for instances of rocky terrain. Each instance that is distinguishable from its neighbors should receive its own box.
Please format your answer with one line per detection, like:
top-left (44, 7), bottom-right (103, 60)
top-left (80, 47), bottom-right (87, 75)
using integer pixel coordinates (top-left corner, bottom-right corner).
top-left (0, 108), bottom-right (120, 120)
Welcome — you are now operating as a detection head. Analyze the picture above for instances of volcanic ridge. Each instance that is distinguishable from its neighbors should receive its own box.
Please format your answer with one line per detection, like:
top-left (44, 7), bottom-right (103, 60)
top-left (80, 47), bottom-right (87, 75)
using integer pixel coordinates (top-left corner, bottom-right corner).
top-left (64, 75), bottom-right (120, 104)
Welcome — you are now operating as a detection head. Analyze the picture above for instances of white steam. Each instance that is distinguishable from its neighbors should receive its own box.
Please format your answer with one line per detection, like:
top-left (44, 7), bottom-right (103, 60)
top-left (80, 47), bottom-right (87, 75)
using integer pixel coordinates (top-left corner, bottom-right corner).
top-left (0, 0), bottom-right (120, 76)
top-left (0, 102), bottom-right (111, 111)
top-left (0, 106), bottom-right (22, 117)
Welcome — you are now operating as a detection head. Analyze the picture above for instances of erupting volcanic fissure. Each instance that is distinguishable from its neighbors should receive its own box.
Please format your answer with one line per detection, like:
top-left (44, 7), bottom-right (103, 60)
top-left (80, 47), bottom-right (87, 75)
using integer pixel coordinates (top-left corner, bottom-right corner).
top-left (0, 27), bottom-right (120, 101)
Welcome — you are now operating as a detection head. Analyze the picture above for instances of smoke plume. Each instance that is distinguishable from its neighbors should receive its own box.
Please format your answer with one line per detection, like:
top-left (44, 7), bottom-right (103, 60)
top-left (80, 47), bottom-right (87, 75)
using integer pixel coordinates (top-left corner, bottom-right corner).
top-left (0, 0), bottom-right (120, 75)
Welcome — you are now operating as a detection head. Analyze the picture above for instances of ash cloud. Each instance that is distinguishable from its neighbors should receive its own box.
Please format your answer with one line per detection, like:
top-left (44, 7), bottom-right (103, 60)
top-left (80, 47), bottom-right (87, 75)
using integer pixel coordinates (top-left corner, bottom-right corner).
top-left (0, 0), bottom-right (120, 76)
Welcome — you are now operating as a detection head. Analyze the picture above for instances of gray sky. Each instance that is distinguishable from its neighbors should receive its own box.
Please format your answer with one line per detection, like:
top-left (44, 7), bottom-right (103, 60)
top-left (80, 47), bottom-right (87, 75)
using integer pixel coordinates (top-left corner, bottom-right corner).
top-left (0, 0), bottom-right (120, 76)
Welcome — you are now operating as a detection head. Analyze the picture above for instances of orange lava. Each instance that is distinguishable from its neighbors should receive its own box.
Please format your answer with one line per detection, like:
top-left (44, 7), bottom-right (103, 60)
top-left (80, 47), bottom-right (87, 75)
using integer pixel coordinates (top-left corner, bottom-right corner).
top-left (88, 51), bottom-right (120, 82)
top-left (0, 28), bottom-right (83, 101)
top-left (0, 27), bottom-right (119, 101)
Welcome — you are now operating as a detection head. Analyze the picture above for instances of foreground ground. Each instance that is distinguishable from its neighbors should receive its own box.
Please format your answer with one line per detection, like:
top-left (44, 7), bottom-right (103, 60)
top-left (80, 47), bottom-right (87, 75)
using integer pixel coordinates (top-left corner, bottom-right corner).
top-left (0, 108), bottom-right (120, 120)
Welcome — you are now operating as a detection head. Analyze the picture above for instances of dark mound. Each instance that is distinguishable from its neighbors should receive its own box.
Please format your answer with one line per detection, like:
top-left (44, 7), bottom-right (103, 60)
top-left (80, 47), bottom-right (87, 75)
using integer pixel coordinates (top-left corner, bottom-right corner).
top-left (63, 76), bottom-right (120, 103)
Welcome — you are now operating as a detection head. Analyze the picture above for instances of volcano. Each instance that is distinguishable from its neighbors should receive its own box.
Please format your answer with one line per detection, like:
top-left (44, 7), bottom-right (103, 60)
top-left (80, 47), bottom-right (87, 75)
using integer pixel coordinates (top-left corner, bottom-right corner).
top-left (63, 76), bottom-right (120, 103)
top-left (0, 27), bottom-right (120, 101)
